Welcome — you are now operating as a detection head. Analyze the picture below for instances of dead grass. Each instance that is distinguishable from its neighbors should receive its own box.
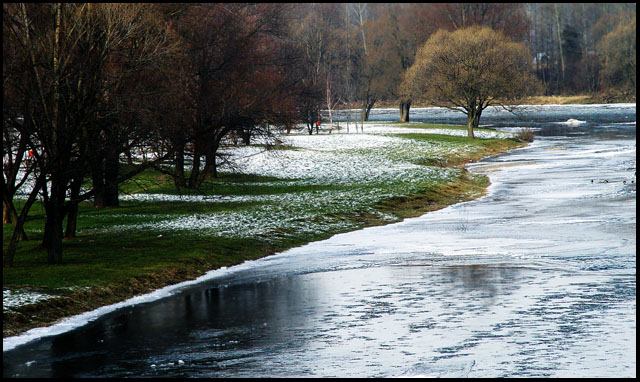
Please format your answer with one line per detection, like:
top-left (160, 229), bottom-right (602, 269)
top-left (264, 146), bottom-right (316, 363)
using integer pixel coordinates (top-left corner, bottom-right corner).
top-left (516, 128), bottom-right (536, 142)
top-left (519, 95), bottom-right (596, 105)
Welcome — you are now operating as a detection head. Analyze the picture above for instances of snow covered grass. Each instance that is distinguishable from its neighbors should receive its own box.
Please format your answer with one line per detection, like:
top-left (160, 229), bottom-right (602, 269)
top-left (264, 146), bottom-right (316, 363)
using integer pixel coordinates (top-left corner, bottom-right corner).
top-left (3, 290), bottom-right (56, 312)
top-left (9, 123), bottom-right (518, 245)
top-left (107, 125), bottom-right (507, 239)
top-left (365, 122), bottom-right (514, 139)
top-left (2, 287), bottom-right (91, 313)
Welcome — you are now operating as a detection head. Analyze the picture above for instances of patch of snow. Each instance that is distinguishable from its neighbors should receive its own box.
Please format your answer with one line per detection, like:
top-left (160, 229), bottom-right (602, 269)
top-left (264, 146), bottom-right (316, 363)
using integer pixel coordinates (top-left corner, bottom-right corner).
top-left (558, 118), bottom-right (586, 126)
top-left (361, 123), bottom-right (513, 139)
top-left (3, 289), bottom-right (57, 312)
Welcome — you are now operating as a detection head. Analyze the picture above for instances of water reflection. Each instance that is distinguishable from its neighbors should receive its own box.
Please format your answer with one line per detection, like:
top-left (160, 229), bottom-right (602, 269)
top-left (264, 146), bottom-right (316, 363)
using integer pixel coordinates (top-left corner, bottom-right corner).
top-left (444, 265), bottom-right (503, 299)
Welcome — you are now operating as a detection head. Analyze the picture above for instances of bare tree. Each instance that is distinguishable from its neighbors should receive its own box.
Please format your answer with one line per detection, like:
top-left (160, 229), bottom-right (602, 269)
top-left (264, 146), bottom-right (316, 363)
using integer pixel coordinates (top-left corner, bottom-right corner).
top-left (3, 3), bottom-right (176, 264)
top-left (402, 26), bottom-right (540, 138)
top-left (597, 12), bottom-right (636, 96)
top-left (2, 106), bottom-right (34, 240)
top-left (289, 4), bottom-right (344, 135)
top-left (168, 3), bottom-right (303, 185)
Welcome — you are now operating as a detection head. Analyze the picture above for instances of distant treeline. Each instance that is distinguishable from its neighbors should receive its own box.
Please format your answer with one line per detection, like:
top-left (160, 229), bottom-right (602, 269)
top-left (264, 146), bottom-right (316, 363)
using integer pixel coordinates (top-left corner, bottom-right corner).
top-left (526, 3), bottom-right (635, 98)
top-left (2, 3), bottom-right (636, 266)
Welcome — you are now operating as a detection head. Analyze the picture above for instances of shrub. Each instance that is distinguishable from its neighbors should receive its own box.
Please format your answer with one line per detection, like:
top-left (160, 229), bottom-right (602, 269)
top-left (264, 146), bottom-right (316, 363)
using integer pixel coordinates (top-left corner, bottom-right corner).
top-left (516, 128), bottom-right (535, 142)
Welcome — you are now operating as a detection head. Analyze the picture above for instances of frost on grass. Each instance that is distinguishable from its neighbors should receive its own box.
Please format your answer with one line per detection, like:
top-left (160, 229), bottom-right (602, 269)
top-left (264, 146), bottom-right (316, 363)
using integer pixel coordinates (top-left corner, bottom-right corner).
top-left (363, 123), bottom-right (514, 139)
top-left (3, 289), bottom-right (56, 312)
top-left (88, 125), bottom-right (486, 240)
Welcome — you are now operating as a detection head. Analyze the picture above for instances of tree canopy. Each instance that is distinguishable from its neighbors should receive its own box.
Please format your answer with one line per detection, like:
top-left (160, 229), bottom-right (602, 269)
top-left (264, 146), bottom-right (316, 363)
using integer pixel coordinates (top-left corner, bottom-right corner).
top-left (401, 26), bottom-right (540, 138)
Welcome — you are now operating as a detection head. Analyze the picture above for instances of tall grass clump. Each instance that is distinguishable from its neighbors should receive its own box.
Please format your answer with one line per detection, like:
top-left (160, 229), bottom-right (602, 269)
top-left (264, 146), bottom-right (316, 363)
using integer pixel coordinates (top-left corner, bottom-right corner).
top-left (516, 128), bottom-right (536, 142)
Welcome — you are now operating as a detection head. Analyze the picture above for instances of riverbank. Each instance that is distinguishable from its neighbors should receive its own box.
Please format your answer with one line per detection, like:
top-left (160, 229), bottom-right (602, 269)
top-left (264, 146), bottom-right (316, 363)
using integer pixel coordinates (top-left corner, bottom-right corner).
top-left (3, 122), bottom-right (528, 338)
top-left (370, 93), bottom-right (635, 110)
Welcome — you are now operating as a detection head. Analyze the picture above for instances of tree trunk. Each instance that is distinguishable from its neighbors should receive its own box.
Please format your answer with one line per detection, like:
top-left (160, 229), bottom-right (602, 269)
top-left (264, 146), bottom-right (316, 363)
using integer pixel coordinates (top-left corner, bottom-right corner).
top-left (3, 174), bottom-right (44, 267)
top-left (188, 142), bottom-right (202, 188)
top-left (466, 117), bottom-right (475, 139)
top-left (174, 140), bottom-right (186, 188)
top-left (64, 174), bottom-right (84, 238)
top-left (46, 211), bottom-right (64, 264)
top-left (91, 151), bottom-right (119, 208)
top-left (65, 203), bottom-right (78, 239)
top-left (466, 108), bottom-right (482, 139)
top-left (553, 4), bottom-right (565, 85)
top-left (204, 151), bottom-right (217, 180)
top-left (361, 99), bottom-right (375, 122)
top-left (43, 2), bottom-right (64, 264)
top-left (42, 199), bottom-right (52, 249)
top-left (103, 149), bottom-right (120, 207)
top-left (44, 178), bottom-right (66, 264)
top-left (208, 130), bottom-right (229, 179)
top-left (91, 167), bottom-right (105, 208)
top-left (89, 133), bottom-right (106, 207)
top-left (399, 100), bottom-right (411, 122)
top-left (2, 180), bottom-right (27, 241)
top-left (306, 107), bottom-right (316, 135)
top-left (241, 129), bottom-right (251, 146)
top-left (326, 75), bottom-right (334, 124)
top-left (3, 201), bottom-right (15, 225)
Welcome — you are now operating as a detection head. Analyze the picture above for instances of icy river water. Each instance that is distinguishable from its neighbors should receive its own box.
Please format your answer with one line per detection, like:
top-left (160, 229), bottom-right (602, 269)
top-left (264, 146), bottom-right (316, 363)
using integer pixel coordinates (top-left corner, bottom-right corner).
top-left (3, 104), bottom-right (636, 378)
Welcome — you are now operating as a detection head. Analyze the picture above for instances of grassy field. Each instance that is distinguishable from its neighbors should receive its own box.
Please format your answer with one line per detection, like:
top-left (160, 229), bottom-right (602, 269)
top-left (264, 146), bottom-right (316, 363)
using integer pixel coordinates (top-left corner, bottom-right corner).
top-left (3, 123), bottom-right (527, 337)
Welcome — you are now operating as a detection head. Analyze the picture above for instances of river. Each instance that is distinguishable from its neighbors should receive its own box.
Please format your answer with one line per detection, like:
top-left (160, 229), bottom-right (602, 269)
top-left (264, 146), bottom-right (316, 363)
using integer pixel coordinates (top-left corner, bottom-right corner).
top-left (3, 104), bottom-right (636, 378)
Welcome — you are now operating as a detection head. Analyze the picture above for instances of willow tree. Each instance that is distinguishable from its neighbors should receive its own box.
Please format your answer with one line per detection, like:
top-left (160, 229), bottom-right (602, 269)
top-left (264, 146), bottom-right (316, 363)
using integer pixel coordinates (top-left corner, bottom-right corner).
top-left (402, 26), bottom-right (540, 138)
top-left (597, 12), bottom-right (636, 96)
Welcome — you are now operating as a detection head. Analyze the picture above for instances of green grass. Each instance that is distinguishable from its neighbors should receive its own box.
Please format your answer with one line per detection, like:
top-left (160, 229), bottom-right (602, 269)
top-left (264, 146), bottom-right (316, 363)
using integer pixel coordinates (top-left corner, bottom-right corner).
top-left (2, 228), bottom-right (278, 288)
top-left (2, 176), bottom-right (473, 289)
top-left (394, 132), bottom-right (520, 148)
top-left (390, 121), bottom-right (499, 133)
top-left (119, 168), bottom-right (292, 195)
top-left (118, 167), bottom-right (359, 198)
top-left (391, 133), bottom-right (524, 166)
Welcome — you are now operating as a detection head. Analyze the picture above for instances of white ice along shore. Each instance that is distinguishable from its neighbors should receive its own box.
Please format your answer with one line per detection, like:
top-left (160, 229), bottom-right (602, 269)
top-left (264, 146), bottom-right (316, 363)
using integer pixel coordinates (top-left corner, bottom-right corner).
top-left (3, 264), bottom-right (236, 352)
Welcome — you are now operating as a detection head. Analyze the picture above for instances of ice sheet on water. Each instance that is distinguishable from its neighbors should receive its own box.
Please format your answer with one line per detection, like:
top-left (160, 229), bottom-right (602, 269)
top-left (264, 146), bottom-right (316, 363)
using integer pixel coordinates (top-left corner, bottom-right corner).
top-left (395, 359), bottom-right (476, 378)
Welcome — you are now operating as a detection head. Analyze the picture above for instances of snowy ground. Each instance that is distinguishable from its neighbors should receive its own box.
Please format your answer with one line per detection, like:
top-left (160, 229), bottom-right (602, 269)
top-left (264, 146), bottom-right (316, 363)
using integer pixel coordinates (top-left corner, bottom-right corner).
top-left (9, 123), bottom-right (515, 242)
top-left (2, 287), bottom-right (92, 313)
top-left (359, 123), bottom-right (513, 138)
top-left (111, 124), bottom-right (512, 238)
top-left (3, 290), bottom-right (57, 312)
top-left (12, 123), bottom-right (513, 241)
